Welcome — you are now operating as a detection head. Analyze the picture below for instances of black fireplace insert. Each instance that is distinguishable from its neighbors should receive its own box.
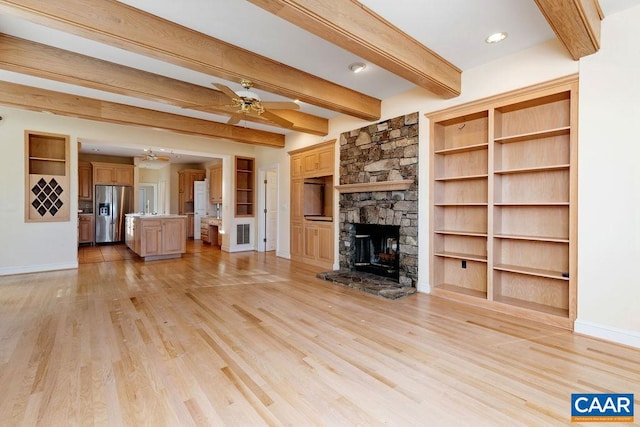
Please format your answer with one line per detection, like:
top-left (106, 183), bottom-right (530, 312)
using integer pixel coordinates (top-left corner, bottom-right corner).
top-left (352, 223), bottom-right (400, 281)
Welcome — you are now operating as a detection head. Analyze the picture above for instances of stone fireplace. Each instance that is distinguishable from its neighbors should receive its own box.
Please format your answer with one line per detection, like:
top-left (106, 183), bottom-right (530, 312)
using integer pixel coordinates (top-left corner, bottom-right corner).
top-left (337, 112), bottom-right (419, 288)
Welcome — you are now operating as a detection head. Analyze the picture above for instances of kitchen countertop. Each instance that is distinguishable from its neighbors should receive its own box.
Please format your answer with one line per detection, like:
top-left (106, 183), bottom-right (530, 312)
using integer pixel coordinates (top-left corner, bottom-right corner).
top-left (125, 213), bottom-right (187, 218)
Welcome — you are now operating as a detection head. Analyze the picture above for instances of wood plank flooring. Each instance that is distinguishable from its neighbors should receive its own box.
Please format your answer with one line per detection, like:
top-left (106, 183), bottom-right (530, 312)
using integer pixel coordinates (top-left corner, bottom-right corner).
top-left (1, 242), bottom-right (638, 425)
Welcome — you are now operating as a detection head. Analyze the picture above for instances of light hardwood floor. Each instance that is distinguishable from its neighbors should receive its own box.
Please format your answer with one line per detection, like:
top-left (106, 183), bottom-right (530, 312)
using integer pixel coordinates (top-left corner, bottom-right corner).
top-left (1, 242), bottom-right (638, 426)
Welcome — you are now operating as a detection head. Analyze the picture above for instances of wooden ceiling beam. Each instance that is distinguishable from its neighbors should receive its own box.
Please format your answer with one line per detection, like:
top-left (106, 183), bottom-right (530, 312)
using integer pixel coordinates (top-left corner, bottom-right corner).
top-left (247, 0), bottom-right (461, 99)
top-left (0, 0), bottom-right (381, 121)
top-left (534, 0), bottom-right (602, 60)
top-left (0, 34), bottom-right (328, 136)
top-left (0, 82), bottom-right (285, 148)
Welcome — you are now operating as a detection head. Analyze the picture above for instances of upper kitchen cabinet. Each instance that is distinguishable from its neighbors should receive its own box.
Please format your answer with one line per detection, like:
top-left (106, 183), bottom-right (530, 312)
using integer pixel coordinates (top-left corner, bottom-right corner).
top-left (209, 163), bottom-right (223, 203)
top-left (78, 162), bottom-right (92, 200)
top-left (24, 130), bottom-right (70, 222)
top-left (178, 169), bottom-right (206, 202)
top-left (92, 162), bottom-right (134, 186)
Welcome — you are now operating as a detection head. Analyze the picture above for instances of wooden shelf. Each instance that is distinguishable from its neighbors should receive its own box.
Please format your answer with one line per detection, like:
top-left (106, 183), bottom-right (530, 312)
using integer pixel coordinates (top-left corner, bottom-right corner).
top-left (434, 251), bottom-right (487, 262)
top-left (434, 203), bottom-right (488, 207)
top-left (434, 173), bottom-right (488, 182)
top-left (433, 283), bottom-right (487, 299)
top-left (434, 230), bottom-right (488, 237)
top-left (434, 142), bottom-right (488, 155)
top-left (494, 127), bottom-right (570, 144)
top-left (495, 164), bottom-right (569, 175)
top-left (494, 202), bottom-right (569, 207)
top-left (493, 264), bottom-right (569, 280)
top-left (235, 156), bottom-right (255, 217)
top-left (493, 295), bottom-right (569, 318)
top-left (494, 234), bottom-right (569, 243)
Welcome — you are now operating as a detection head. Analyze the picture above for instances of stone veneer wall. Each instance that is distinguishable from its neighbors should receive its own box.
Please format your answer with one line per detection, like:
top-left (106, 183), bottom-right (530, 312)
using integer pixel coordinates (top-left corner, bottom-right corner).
top-left (338, 112), bottom-right (418, 287)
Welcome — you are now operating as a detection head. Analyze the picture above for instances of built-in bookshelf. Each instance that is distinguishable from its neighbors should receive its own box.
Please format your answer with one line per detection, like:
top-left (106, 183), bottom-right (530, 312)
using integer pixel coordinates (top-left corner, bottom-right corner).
top-left (428, 76), bottom-right (578, 329)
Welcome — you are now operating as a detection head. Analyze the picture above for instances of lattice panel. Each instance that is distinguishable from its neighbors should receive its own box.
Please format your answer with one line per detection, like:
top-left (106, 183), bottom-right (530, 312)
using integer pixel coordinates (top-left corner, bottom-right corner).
top-left (27, 175), bottom-right (70, 222)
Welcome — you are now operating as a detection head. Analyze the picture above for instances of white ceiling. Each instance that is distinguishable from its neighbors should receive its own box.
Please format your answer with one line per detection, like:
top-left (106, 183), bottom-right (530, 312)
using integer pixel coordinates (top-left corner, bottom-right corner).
top-left (1, 0), bottom-right (638, 163)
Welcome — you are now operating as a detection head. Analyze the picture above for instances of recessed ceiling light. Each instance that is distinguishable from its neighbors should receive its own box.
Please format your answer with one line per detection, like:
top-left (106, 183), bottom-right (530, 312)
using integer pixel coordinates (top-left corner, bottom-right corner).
top-left (348, 62), bottom-right (367, 73)
top-left (486, 32), bottom-right (508, 44)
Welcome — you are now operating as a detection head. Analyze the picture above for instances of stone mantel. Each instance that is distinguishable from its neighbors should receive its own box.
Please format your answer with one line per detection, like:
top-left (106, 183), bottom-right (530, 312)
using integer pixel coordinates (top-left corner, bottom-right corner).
top-left (335, 179), bottom-right (413, 193)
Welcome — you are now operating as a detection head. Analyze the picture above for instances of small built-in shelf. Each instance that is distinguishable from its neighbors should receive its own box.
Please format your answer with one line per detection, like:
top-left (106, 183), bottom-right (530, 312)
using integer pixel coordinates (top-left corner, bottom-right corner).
top-left (434, 251), bottom-right (487, 263)
top-left (435, 173), bottom-right (488, 182)
top-left (493, 295), bottom-right (569, 318)
top-left (494, 127), bottom-right (570, 144)
top-left (434, 283), bottom-right (487, 299)
top-left (494, 264), bottom-right (569, 280)
top-left (434, 142), bottom-right (488, 155)
top-left (335, 179), bottom-right (413, 193)
top-left (494, 234), bottom-right (569, 243)
top-left (435, 203), bottom-right (488, 207)
top-left (494, 165), bottom-right (569, 175)
top-left (494, 202), bottom-right (569, 207)
top-left (435, 230), bottom-right (488, 237)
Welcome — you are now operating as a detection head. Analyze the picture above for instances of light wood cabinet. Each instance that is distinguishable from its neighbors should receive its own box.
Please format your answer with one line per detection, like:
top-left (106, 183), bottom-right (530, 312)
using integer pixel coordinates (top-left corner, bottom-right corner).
top-left (427, 76), bottom-right (577, 329)
top-left (209, 163), bottom-right (223, 203)
top-left (302, 144), bottom-right (334, 178)
top-left (125, 215), bottom-right (187, 260)
top-left (24, 130), bottom-right (70, 222)
top-left (186, 214), bottom-right (194, 239)
top-left (92, 162), bottom-right (134, 186)
top-left (78, 214), bottom-right (94, 244)
top-left (289, 140), bottom-right (335, 269)
top-left (303, 221), bottom-right (334, 265)
top-left (234, 156), bottom-right (254, 217)
top-left (178, 169), bottom-right (206, 203)
top-left (78, 162), bottom-right (92, 201)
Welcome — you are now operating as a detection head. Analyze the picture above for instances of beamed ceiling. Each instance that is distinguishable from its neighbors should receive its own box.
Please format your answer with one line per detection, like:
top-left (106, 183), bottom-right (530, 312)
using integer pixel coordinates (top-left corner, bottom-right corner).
top-left (0, 0), bottom-right (634, 153)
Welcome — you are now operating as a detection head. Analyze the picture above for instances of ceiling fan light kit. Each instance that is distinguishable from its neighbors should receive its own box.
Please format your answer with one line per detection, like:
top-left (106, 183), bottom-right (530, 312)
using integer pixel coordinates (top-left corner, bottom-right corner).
top-left (211, 80), bottom-right (299, 128)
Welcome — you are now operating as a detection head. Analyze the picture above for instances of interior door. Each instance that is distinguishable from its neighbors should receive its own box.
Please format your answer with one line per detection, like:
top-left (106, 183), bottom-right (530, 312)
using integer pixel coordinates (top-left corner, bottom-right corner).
top-left (193, 180), bottom-right (207, 240)
top-left (265, 170), bottom-right (277, 251)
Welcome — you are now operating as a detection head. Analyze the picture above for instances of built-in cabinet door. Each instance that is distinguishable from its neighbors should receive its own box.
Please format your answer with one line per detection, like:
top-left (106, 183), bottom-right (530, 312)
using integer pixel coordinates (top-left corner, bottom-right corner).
top-left (209, 164), bottom-right (223, 203)
top-left (93, 165), bottom-right (115, 185)
top-left (316, 147), bottom-right (334, 177)
top-left (78, 215), bottom-right (94, 244)
top-left (78, 162), bottom-right (92, 200)
top-left (114, 166), bottom-right (134, 186)
top-left (290, 179), bottom-right (304, 220)
top-left (142, 221), bottom-right (162, 256)
top-left (162, 218), bottom-right (186, 254)
top-left (291, 221), bottom-right (303, 259)
top-left (291, 154), bottom-right (303, 179)
top-left (303, 224), bottom-right (318, 259)
top-left (317, 223), bottom-right (334, 264)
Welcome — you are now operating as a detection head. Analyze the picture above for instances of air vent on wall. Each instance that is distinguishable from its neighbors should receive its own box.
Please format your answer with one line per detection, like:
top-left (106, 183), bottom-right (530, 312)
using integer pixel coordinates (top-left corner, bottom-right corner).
top-left (237, 224), bottom-right (250, 245)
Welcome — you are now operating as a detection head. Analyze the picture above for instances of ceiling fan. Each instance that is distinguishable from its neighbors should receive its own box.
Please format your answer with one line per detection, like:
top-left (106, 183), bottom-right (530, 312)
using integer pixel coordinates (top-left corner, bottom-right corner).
top-left (137, 149), bottom-right (170, 169)
top-left (209, 80), bottom-right (300, 128)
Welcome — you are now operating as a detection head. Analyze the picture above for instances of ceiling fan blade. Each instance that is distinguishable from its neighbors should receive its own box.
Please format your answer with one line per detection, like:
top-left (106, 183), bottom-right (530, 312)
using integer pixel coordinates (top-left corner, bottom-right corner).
top-left (227, 113), bottom-right (244, 125)
top-left (213, 83), bottom-right (239, 100)
top-left (261, 101), bottom-right (299, 110)
top-left (261, 110), bottom-right (294, 128)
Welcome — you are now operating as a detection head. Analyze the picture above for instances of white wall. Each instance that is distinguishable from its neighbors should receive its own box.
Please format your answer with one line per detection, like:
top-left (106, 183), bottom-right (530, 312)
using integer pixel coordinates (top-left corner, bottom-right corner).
top-left (0, 107), bottom-right (255, 275)
top-left (574, 4), bottom-right (640, 347)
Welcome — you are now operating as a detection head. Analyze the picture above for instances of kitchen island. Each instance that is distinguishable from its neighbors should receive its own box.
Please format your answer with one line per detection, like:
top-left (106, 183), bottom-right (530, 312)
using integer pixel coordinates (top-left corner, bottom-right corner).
top-left (125, 214), bottom-right (187, 261)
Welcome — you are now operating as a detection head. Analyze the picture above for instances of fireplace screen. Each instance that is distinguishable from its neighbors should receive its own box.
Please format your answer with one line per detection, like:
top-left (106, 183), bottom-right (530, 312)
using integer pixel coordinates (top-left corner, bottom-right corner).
top-left (353, 224), bottom-right (400, 280)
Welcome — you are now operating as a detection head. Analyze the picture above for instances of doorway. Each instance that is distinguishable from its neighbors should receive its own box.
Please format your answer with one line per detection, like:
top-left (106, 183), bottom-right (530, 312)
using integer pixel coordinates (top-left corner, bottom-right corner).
top-left (258, 166), bottom-right (278, 252)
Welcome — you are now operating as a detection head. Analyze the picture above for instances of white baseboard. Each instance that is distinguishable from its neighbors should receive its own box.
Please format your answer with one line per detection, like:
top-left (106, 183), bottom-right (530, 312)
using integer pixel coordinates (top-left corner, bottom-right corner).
top-left (276, 251), bottom-right (290, 259)
top-left (0, 262), bottom-right (78, 277)
top-left (574, 319), bottom-right (640, 349)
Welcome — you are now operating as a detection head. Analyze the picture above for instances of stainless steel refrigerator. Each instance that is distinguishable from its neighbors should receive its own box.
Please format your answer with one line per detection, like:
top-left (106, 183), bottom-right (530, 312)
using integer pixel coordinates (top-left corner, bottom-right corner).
top-left (95, 185), bottom-right (133, 243)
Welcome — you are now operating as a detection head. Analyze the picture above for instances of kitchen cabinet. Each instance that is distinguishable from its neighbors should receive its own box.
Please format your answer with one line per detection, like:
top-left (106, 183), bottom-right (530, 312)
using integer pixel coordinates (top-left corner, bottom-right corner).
top-left (201, 217), bottom-right (221, 246)
top-left (92, 162), bottom-right (134, 186)
top-left (125, 214), bottom-right (187, 260)
top-left (209, 163), bottom-right (223, 203)
top-left (78, 162), bottom-right (92, 201)
top-left (78, 214), bottom-right (94, 244)
top-left (186, 214), bottom-right (194, 239)
top-left (25, 130), bottom-right (70, 222)
top-left (178, 169), bottom-right (205, 202)
top-left (427, 75), bottom-right (577, 329)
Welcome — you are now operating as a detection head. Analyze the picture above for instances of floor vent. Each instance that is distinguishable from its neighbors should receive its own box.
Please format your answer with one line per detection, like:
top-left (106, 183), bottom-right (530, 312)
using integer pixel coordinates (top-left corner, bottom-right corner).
top-left (237, 224), bottom-right (250, 245)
